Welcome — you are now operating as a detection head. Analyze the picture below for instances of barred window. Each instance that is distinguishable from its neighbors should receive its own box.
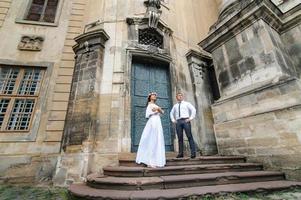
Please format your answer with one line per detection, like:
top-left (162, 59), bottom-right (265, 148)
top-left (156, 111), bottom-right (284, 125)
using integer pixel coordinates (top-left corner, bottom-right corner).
top-left (0, 66), bottom-right (44, 131)
top-left (0, 68), bottom-right (19, 95)
top-left (0, 99), bottom-right (10, 129)
top-left (139, 28), bottom-right (164, 49)
top-left (25, 0), bottom-right (59, 23)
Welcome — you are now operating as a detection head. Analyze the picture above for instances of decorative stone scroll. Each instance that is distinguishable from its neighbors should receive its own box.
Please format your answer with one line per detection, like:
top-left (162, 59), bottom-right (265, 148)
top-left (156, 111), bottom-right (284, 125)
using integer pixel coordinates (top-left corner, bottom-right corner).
top-left (18, 35), bottom-right (44, 51)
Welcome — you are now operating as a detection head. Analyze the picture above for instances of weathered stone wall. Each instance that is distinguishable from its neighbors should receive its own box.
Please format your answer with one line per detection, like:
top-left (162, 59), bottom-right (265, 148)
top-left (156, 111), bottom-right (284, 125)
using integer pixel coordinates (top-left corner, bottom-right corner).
top-left (211, 19), bottom-right (296, 98)
top-left (281, 24), bottom-right (301, 76)
top-left (52, 0), bottom-right (221, 185)
top-left (0, 0), bottom-right (88, 184)
top-left (1, 0), bottom-right (221, 185)
top-left (0, 0), bottom-right (12, 28)
top-left (212, 78), bottom-right (301, 180)
top-left (200, 0), bottom-right (301, 180)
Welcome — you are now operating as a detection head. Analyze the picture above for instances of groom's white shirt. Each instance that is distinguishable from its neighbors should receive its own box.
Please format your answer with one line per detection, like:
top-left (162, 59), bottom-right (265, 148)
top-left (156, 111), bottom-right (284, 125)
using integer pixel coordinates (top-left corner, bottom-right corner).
top-left (170, 100), bottom-right (196, 122)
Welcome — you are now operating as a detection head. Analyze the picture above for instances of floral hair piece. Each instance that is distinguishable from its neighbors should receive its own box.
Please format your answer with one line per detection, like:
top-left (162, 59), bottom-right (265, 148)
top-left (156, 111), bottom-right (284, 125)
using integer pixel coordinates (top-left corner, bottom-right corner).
top-left (148, 92), bottom-right (157, 97)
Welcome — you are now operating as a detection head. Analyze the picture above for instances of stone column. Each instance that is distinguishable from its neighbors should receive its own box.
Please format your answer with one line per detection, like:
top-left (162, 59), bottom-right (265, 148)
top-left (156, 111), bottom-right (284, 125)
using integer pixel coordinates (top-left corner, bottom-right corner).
top-left (53, 29), bottom-right (109, 186)
top-left (186, 50), bottom-right (218, 155)
top-left (63, 29), bottom-right (109, 150)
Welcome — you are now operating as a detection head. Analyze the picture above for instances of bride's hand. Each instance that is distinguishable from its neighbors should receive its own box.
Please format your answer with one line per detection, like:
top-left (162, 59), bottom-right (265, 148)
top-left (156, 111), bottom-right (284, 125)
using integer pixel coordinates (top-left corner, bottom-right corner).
top-left (157, 107), bottom-right (164, 114)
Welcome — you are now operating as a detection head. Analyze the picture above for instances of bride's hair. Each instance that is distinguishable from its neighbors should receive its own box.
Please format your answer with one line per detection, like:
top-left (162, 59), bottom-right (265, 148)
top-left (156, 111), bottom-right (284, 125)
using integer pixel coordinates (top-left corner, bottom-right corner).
top-left (146, 92), bottom-right (157, 106)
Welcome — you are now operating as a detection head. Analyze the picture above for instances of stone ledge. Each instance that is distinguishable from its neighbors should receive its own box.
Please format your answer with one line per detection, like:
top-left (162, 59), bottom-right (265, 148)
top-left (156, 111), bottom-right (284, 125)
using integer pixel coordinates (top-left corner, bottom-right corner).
top-left (212, 77), bottom-right (297, 106)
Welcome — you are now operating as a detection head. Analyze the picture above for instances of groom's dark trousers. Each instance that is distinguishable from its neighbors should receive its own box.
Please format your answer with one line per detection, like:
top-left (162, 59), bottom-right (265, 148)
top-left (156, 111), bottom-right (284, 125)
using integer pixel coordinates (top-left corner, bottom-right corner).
top-left (176, 118), bottom-right (196, 156)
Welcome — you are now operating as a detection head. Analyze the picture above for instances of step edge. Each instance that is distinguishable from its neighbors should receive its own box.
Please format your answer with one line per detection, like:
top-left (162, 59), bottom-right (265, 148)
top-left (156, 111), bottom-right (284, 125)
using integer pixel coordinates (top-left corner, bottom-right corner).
top-left (103, 163), bottom-right (263, 172)
top-left (69, 181), bottom-right (301, 199)
top-left (88, 171), bottom-right (285, 185)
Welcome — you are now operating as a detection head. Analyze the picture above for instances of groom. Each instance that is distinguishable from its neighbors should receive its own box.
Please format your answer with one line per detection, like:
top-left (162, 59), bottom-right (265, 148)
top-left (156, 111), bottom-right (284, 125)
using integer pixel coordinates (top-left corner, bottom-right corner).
top-left (170, 92), bottom-right (196, 159)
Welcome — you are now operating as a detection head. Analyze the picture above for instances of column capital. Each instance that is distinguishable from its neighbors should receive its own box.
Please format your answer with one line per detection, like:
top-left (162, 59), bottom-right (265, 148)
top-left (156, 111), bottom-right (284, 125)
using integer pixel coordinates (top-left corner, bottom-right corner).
top-left (73, 29), bottom-right (110, 54)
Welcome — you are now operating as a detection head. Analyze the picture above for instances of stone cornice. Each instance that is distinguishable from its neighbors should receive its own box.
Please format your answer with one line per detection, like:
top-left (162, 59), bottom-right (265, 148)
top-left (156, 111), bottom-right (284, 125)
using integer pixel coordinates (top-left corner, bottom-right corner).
top-left (185, 49), bottom-right (212, 67)
top-left (186, 49), bottom-right (212, 61)
top-left (199, 0), bottom-right (301, 52)
top-left (73, 29), bottom-right (110, 54)
top-left (212, 76), bottom-right (296, 105)
top-left (126, 47), bottom-right (172, 63)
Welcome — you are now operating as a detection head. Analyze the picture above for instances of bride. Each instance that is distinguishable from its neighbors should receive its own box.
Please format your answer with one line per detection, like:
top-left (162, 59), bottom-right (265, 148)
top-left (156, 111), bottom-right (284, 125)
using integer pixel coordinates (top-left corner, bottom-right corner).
top-left (136, 92), bottom-right (166, 168)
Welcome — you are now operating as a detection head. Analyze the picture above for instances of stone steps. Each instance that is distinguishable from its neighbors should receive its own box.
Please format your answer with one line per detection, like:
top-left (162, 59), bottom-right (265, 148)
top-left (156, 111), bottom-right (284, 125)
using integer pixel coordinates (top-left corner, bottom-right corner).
top-left (103, 163), bottom-right (263, 177)
top-left (119, 156), bottom-right (246, 167)
top-left (87, 171), bottom-right (285, 190)
top-left (69, 181), bottom-right (301, 200)
top-left (68, 155), bottom-right (301, 199)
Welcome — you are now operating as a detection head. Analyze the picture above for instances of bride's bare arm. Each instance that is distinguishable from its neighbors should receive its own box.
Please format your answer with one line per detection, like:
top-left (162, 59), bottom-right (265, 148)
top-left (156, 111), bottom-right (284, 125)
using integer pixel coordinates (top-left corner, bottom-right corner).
top-left (157, 107), bottom-right (164, 114)
top-left (150, 104), bottom-right (164, 114)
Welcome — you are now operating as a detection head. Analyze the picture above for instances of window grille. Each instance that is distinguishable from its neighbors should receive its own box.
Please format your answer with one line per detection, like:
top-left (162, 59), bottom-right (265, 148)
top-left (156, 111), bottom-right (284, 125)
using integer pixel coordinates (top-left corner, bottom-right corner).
top-left (18, 69), bottom-right (43, 95)
top-left (139, 28), bottom-right (164, 49)
top-left (7, 99), bottom-right (35, 131)
top-left (0, 99), bottom-right (10, 129)
top-left (0, 66), bottom-right (44, 132)
top-left (0, 68), bottom-right (19, 95)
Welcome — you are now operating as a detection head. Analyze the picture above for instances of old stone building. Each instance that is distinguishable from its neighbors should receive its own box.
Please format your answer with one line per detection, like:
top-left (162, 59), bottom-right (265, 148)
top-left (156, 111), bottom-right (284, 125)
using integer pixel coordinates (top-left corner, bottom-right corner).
top-left (0, 0), bottom-right (300, 188)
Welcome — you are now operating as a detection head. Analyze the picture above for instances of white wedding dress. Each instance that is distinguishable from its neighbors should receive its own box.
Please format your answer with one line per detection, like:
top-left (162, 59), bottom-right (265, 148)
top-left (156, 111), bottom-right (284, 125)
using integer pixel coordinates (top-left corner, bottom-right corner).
top-left (136, 103), bottom-right (166, 167)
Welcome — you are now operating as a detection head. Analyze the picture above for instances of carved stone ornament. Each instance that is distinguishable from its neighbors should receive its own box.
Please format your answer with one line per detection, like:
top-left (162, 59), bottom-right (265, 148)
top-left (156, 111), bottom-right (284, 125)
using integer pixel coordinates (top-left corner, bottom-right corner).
top-left (84, 41), bottom-right (90, 53)
top-left (18, 35), bottom-right (44, 51)
top-left (147, 45), bottom-right (159, 54)
top-left (191, 63), bottom-right (206, 84)
top-left (144, 0), bottom-right (162, 28)
top-left (186, 50), bottom-right (212, 84)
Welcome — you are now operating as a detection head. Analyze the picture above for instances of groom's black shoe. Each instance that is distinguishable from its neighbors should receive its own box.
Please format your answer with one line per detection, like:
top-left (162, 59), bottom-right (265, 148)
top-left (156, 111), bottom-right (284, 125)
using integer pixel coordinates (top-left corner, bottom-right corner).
top-left (176, 154), bottom-right (183, 158)
top-left (190, 154), bottom-right (196, 159)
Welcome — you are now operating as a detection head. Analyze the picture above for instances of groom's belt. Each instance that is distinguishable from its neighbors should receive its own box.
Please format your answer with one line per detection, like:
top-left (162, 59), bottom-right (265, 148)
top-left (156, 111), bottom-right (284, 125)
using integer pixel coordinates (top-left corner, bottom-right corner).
top-left (177, 118), bottom-right (189, 121)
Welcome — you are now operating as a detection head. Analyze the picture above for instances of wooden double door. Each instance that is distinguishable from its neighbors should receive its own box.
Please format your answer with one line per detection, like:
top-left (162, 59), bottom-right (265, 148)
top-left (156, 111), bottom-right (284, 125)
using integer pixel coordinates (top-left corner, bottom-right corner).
top-left (131, 58), bottom-right (174, 152)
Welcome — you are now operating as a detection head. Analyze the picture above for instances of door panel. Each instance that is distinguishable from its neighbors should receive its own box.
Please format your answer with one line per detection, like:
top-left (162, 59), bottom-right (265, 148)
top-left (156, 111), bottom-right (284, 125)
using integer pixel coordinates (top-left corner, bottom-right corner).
top-left (131, 59), bottom-right (173, 152)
